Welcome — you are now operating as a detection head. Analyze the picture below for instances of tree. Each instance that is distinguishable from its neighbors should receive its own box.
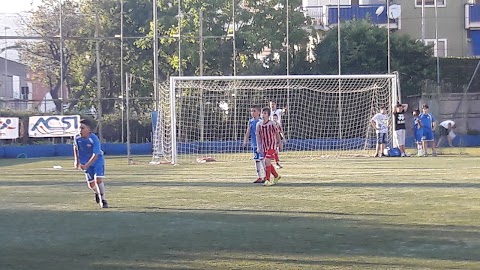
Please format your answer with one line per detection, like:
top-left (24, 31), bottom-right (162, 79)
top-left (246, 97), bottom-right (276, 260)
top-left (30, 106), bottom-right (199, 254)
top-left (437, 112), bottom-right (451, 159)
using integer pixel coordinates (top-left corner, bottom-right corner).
top-left (18, 0), bottom-right (85, 112)
top-left (313, 20), bottom-right (435, 96)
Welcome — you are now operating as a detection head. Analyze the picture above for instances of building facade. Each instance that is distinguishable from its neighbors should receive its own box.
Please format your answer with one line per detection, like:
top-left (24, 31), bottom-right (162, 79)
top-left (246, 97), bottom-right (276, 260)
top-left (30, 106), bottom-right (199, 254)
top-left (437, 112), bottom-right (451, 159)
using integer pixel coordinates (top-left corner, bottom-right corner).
top-left (0, 57), bottom-right (32, 110)
top-left (303, 0), bottom-right (480, 57)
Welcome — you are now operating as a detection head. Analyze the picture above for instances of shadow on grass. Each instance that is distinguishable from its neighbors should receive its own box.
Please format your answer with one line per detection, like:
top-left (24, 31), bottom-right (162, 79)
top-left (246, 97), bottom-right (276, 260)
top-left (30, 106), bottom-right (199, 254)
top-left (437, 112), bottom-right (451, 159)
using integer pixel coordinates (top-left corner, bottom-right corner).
top-left (1, 209), bottom-right (479, 270)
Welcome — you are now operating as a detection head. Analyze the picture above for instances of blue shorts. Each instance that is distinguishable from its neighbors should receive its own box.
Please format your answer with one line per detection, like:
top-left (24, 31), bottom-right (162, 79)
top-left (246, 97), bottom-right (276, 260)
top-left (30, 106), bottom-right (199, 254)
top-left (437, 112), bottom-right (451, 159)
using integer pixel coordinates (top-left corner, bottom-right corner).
top-left (422, 129), bottom-right (434, 141)
top-left (414, 130), bottom-right (423, 143)
top-left (376, 133), bottom-right (387, 144)
top-left (252, 147), bottom-right (263, 161)
top-left (84, 165), bottom-right (105, 182)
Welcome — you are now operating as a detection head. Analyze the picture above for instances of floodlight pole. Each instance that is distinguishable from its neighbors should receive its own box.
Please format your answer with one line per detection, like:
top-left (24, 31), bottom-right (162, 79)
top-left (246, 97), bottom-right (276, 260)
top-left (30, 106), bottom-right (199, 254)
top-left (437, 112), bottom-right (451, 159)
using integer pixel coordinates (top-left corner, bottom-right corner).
top-left (199, 8), bottom-right (204, 142)
top-left (178, 0), bottom-right (182, 76)
top-left (120, 0), bottom-right (124, 143)
top-left (95, 2), bottom-right (103, 141)
top-left (3, 27), bottom-right (9, 104)
top-left (387, 0), bottom-right (391, 74)
top-left (337, 0), bottom-right (342, 140)
top-left (153, 0), bottom-right (159, 111)
top-left (286, 0), bottom-right (290, 140)
top-left (434, 0), bottom-right (440, 91)
top-left (421, 0), bottom-right (425, 43)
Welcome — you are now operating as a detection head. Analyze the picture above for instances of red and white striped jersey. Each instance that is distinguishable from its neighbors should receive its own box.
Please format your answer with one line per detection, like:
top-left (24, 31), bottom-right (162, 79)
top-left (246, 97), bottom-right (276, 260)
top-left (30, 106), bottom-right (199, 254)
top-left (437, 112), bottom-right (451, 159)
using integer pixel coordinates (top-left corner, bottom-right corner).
top-left (256, 120), bottom-right (278, 151)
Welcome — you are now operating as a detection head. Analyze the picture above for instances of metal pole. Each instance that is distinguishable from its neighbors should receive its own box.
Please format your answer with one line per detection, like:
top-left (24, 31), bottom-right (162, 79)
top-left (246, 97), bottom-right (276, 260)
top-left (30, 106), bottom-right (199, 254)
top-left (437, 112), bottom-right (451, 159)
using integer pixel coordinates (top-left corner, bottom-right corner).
top-left (337, 0), bottom-right (342, 139)
top-left (199, 9), bottom-right (204, 142)
top-left (199, 9), bottom-right (203, 76)
top-left (126, 74), bottom-right (131, 164)
top-left (153, 0), bottom-right (159, 111)
top-left (120, 0), bottom-right (125, 143)
top-left (387, 0), bottom-right (391, 73)
top-left (95, 4), bottom-right (103, 141)
top-left (3, 27), bottom-right (9, 105)
top-left (59, 0), bottom-right (64, 142)
top-left (286, 0), bottom-right (290, 140)
top-left (232, 0), bottom-right (237, 76)
top-left (421, 0), bottom-right (425, 43)
top-left (232, 0), bottom-right (238, 140)
top-left (434, 0), bottom-right (440, 91)
top-left (178, 0), bottom-right (182, 76)
top-left (286, 0), bottom-right (289, 76)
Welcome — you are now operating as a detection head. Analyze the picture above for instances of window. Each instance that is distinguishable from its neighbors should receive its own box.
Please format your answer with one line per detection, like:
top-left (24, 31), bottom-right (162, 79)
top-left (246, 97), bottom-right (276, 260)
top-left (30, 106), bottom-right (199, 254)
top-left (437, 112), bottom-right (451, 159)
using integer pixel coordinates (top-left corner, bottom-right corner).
top-left (424, 39), bottom-right (447, 57)
top-left (415, 0), bottom-right (446, 7)
top-left (21, 87), bottom-right (29, 100)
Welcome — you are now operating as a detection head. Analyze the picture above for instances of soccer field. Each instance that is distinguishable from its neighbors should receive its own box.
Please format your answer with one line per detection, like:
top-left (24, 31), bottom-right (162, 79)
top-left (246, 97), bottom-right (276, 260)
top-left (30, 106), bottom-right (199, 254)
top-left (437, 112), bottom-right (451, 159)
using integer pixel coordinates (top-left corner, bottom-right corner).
top-left (1, 149), bottom-right (480, 270)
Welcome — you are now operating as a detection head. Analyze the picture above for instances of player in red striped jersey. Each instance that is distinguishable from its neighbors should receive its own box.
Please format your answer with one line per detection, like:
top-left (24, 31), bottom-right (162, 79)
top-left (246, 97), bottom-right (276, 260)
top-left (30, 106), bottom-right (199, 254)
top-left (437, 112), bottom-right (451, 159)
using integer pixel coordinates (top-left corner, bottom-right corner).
top-left (256, 107), bottom-right (282, 186)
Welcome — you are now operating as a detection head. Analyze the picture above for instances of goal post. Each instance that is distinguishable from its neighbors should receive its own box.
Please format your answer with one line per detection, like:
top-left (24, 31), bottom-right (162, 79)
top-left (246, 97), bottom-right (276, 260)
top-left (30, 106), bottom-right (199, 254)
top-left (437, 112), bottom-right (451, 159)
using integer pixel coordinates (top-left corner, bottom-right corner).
top-left (152, 74), bottom-right (398, 165)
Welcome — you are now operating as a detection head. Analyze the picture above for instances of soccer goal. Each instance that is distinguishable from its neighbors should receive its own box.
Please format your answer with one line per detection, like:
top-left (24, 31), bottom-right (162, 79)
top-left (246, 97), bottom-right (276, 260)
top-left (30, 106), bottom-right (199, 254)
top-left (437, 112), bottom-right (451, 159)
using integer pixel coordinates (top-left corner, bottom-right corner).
top-left (151, 74), bottom-right (398, 164)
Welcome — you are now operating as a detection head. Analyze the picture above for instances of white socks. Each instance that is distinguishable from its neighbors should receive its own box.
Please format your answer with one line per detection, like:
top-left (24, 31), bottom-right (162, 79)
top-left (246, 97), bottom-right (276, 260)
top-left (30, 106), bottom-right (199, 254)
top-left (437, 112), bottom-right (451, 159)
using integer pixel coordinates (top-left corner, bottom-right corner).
top-left (255, 160), bottom-right (266, 179)
top-left (417, 144), bottom-right (424, 156)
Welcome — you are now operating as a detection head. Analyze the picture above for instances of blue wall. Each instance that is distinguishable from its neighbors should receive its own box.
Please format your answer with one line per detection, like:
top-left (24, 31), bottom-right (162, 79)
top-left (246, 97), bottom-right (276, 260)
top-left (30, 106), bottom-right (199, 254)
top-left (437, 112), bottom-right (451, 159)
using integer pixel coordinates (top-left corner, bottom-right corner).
top-left (1, 135), bottom-right (480, 159)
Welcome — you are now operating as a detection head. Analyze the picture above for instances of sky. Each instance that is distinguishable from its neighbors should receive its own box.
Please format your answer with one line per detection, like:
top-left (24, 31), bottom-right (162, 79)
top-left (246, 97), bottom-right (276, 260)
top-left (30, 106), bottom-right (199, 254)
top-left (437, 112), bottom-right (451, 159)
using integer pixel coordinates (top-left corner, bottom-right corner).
top-left (1, 0), bottom-right (40, 14)
top-left (0, 0), bottom-right (40, 61)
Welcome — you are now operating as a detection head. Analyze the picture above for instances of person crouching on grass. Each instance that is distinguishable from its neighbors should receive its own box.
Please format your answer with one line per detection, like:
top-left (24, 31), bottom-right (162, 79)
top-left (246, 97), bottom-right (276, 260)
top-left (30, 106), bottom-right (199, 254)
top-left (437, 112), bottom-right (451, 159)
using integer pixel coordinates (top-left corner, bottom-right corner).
top-left (74, 119), bottom-right (108, 208)
top-left (256, 108), bottom-right (282, 186)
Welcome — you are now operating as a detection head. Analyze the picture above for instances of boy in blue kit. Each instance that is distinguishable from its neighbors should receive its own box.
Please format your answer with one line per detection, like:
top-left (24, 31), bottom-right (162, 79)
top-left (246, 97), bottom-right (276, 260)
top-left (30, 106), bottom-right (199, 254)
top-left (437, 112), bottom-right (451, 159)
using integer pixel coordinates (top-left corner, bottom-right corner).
top-left (243, 105), bottom-right (266, 183)
top-left (74, 119), bottom-right (108, 208)
top-left (419, 104), bottom-right (436, 156)
top-left (412, 110), bottom-right (424, 156)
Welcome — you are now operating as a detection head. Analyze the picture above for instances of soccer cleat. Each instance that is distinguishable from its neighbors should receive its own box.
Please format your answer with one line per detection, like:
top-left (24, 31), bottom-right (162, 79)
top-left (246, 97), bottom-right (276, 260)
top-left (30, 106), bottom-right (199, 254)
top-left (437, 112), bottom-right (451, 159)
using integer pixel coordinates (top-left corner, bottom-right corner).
top-left (275, 163), bottom-right (283, 169)
top-left (94, 193), bottom-right (100, 204)
top-left (101, 200), bottom-right (108, 208)
top-left (273, 175), bottom-right (282, 184)
top-left (254, 178), bottom-right (266, 184)
top-left (432, 152), bottom-right (437, 157)
top-left (263, 180), bottom-right (275, 186)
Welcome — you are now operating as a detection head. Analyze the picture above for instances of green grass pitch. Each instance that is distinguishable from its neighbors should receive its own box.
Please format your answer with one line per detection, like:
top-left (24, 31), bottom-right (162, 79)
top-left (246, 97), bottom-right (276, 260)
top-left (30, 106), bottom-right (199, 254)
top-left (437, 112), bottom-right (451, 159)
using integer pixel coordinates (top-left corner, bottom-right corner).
top-left (1, 148), bottom-right (480, 269)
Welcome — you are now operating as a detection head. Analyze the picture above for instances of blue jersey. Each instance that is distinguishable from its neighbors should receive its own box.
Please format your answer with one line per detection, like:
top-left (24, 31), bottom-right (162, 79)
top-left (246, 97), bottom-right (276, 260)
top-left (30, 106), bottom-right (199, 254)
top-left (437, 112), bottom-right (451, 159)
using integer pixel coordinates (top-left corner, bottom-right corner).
top-left (249, 117), bottom-right (261, 147)
top-left (419, 113), bottom-right (435, 131)
top-left (413, 117), bottom-right (423, 133)
top-left (74, 133), bottom-right (105, 166)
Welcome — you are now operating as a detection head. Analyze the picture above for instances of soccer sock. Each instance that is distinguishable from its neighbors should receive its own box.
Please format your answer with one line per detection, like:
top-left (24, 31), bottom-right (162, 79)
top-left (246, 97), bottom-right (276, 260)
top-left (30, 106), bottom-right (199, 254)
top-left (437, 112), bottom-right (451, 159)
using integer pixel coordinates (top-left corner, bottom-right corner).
top-left (265, 165), bottom-right (272, 181)
top-left (274, 153), bottom-right (280, 164)
top-left (98, 182), bottom-right (106, 200)
top-left (417, 144), bottom-right (423, 155)
top-left (270, 165), bottom-right (278, 178)
top-left (255, 161), bottom-right (266, 179)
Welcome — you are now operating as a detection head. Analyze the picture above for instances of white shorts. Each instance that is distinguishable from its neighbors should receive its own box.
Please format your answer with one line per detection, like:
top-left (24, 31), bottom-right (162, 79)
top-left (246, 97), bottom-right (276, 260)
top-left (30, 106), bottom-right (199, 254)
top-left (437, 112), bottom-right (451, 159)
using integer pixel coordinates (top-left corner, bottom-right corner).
top-left (394, 129), bottom-right (406, 147)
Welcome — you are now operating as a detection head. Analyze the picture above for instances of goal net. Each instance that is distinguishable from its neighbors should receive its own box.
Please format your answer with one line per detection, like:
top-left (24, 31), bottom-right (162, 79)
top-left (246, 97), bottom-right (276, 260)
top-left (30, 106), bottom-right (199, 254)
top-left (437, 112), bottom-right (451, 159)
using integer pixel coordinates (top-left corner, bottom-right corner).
top-left (151, 74), bottom-right (398, 164)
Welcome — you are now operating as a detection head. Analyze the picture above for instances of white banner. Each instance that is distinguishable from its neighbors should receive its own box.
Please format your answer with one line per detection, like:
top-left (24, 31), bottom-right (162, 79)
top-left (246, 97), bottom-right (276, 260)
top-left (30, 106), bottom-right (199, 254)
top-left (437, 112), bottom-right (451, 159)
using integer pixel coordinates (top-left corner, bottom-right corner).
top-left (0, 117), bottom-right (20, 139)
top-left (29, 115), bottom-right (80, 137)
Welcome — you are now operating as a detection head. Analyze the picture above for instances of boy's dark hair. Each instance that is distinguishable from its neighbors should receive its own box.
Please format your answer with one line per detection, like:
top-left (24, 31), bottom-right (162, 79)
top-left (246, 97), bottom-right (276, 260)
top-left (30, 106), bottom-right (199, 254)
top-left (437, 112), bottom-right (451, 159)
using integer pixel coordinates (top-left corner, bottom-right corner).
top-left (396, 103), bottom-right (403, 108)
top-left (262, 107), bottom-right (271, 116)
top-left (269, 100), bottom-right (276, 104)
top-left (80, 118), bottom-right (93, 129)
top-left (273, 113), bottom-right (278, 118)
top-left (413, 109), bottom-right (420, 115)
top-left (251, 105), bottom-right (262, 111)
top-left (380, 105), bottom-right (387, 110)
top-left (422, 104), bottom-right (429, 109)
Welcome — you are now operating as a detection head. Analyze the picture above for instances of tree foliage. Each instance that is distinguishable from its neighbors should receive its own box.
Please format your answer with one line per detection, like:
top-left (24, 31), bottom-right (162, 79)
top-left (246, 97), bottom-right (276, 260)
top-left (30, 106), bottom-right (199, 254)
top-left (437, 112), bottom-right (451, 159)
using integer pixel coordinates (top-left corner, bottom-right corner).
top-left (314, 20), bottom-right (436, 96)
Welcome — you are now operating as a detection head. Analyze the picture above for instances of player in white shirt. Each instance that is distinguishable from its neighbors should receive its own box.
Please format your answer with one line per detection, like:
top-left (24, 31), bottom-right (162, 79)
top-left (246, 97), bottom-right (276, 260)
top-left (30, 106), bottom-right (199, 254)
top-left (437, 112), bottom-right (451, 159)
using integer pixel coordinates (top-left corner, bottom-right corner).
top-left (370, 106), bottom-right (389, 157)
top-left (269, 100), bottom-right (286, 124)
top-left (436, 120), bottom-right (456, 148)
